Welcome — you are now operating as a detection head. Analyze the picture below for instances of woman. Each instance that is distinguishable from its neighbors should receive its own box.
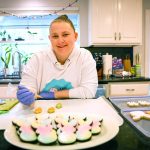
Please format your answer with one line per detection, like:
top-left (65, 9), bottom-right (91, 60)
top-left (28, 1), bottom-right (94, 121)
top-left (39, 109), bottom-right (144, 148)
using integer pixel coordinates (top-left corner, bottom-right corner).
top-left (17, 15), bottom-right (98, 105)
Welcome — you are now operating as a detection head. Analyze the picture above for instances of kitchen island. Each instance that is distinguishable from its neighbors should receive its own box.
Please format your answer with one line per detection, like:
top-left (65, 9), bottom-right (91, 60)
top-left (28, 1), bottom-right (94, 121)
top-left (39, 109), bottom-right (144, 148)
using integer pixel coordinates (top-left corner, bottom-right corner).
top-left (0, 98), bottom-right (150, 150)
top-left (98, 76), bottom-right (150, 98)
top-left (0, 121), bottom-right (150, 150)
top-left (98, 76), bottom-right (150, 84)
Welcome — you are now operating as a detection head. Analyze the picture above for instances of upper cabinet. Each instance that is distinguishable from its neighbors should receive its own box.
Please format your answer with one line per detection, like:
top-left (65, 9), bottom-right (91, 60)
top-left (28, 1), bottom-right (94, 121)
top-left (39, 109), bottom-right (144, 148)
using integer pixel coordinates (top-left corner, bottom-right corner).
top-left (88, 0), bottom-right (142, 46)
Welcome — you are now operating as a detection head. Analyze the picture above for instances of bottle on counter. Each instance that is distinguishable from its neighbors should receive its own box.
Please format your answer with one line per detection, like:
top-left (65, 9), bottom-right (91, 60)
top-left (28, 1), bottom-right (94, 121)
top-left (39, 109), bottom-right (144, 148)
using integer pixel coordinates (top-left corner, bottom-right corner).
top-left (130, 66), bottom-right (136, 77)
top-left (135, 53), bottom-right (141, 77)
top-left (123, 55), bottom-right (131, 72)
top-left (135, 65), bottom-right (141, 77)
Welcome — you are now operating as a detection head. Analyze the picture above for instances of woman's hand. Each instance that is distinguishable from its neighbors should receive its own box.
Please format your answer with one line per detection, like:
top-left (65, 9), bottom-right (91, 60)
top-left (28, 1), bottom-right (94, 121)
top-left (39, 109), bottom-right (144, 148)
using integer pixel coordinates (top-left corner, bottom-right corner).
top-left (17, 85), bottom-right (35, 105)
top-left (39, 91), bottom-right (55, 99)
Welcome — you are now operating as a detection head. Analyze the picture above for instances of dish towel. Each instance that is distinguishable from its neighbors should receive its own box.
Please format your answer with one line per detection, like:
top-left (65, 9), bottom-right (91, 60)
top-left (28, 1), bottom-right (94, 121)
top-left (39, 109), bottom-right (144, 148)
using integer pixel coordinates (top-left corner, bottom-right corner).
top-left (0, 99), bottom-right (19, 114)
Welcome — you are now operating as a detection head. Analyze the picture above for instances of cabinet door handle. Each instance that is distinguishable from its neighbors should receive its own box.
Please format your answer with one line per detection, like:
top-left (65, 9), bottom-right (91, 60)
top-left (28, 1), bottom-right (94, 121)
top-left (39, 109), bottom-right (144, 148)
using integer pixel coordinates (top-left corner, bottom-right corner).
top-left (114, 32), bottom-right (117, 40)
top-left (119, 32), bottom-right (121, 40)
top-left (126, 89), bottom-right (135, 92)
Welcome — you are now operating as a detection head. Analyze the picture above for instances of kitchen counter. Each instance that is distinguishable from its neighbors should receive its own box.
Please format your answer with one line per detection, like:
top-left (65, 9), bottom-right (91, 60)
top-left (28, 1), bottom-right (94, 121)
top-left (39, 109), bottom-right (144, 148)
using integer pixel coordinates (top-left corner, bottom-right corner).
top-left (0, 79), bottom-right (20, 84)
top-left (0, 98), bottom-right (150, 150)
top-left (1, 76), bottom-right (150, 85)
top-left (0, 75), bottom-right (21, 84)
top-left (99, 76), bottom-right (150, 84)
top-left (0, 121), bottom-right (150, 150)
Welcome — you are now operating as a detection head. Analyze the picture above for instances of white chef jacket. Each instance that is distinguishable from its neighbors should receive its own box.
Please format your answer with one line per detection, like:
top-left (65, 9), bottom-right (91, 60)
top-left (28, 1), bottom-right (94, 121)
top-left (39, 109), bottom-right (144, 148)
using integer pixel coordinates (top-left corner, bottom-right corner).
top-left (20, 45), bottom-right (98, 99)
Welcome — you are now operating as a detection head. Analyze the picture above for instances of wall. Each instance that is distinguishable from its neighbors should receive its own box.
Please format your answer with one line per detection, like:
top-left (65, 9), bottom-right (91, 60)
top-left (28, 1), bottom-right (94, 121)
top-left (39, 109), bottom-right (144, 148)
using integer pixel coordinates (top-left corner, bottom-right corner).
top-left (79, 0), bottom-right (133, 76)
top-left (79, 0), bottom-right (149, 77)
top-left (79, 0), bottom-right (89, 47)
top-left (143, 0), bottom-right (150, 77)
top-left (85, 47), bottom-right (133, 75)
top-left (134, 0), bottom-right (150, 77)
top-left (0, 0), bottom-right (79, 16)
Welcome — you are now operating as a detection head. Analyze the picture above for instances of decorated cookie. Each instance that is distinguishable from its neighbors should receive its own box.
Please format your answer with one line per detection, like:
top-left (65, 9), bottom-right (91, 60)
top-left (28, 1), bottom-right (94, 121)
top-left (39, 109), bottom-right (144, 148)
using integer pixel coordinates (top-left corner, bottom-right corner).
top-left (143, 113), bottom-right (150, 120)
top-left (12, 118), bottom-right (25, 128)
top-left (47, 107), bottom-right (55, 113)
top-left (127, 101), bottom-right (139, 107)
top-left (58, 132), bottom-right (76, 144)
top-left (129, 111), bottom-right (150, 121)
top-left (138, 101), bottom-right (150, 106)
top-left (19, 125), bottom-right (37, 142)
top-left (36, 125), bottom-right (57, 144)
top-left (76, 124), bottom-right (92, 141)
top-left (145, 111), bottom-right (150, 115)
top-left (127, 100), bottom-right (150, 107)
top-left (12, 114), bottom-right (104, 145)
top-left (91, 119), bottom-right (102, 135)
top-left (33, 107), bottom-right (42, 114)
top-left (56, 103), bottom-right (62, 109)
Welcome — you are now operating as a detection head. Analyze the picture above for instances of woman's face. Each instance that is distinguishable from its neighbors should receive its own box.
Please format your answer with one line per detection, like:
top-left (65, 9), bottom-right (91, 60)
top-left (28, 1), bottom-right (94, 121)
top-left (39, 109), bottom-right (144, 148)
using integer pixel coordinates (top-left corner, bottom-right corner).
top-left (49, 21), bottom-right (78, 64)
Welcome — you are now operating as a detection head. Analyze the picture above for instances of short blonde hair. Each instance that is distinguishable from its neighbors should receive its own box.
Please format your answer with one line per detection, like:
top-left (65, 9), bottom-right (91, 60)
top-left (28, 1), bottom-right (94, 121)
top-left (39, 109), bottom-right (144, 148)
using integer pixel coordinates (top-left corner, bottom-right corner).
top-left (50, 15), bottom-right (75, 32)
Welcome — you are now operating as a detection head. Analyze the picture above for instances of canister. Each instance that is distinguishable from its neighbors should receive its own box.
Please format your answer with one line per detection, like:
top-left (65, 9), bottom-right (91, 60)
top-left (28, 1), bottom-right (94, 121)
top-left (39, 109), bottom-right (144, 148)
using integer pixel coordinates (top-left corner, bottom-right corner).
top-left (123, 55), bottom-right (131, 72)
top-left (130, 66), bottom-right (135, 77)
top-left (135, 64), bottom-right (141, 77)
top-left (102, 53), bottom-right (112, 77)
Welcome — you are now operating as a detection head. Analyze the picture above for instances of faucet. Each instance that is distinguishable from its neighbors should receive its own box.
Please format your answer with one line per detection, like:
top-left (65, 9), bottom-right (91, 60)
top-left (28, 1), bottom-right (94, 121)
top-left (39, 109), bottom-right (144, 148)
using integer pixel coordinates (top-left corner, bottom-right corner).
top-left (12, 51), bottom-right (22, 78)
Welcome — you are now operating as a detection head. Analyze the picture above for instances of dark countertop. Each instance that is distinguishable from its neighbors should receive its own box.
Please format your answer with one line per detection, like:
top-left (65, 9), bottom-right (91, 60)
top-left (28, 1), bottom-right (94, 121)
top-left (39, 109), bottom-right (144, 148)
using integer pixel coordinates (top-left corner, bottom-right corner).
top-left (0, 79), bottom-right (20, 84)
top-left (0, 121), bottom-right (150, 150)
top-left (99, 76), bottom-right (150, 84)
top-left (1, 76), bottom-right (150, 85)
top-left (0, 75), bottom-right (21, 84)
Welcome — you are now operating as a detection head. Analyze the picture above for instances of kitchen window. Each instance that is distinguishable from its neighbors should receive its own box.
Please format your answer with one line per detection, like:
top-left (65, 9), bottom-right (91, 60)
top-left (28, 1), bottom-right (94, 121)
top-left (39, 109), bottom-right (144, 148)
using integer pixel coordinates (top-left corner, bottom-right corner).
top-left (0, 14), bottom-right (80, 76)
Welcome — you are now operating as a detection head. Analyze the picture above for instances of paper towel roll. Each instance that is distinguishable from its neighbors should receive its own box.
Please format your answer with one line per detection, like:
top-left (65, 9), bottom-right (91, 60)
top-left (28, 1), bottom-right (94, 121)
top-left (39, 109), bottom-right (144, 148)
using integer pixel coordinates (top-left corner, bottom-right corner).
top-left (102, 53), bottom-right (112, 76)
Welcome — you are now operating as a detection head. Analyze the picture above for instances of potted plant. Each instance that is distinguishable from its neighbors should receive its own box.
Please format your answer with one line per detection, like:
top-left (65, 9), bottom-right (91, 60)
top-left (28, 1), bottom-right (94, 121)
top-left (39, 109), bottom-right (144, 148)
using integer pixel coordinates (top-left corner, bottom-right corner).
top-left (1, 45), bottom-right (12, 76)
top-left (27, 30), bottom-right (37, 40)
top-left (0, 30), bottom-right (7, 41)
top-left (21, 52), bottom-right (33, 65)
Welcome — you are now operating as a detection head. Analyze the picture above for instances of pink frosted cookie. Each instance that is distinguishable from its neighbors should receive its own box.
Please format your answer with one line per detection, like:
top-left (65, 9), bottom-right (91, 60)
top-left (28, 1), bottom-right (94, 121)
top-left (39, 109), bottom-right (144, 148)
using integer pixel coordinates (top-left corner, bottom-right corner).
top-left (58, 132), bottom-right (76, 144)
top-left (19, 125), bottom-right (37, 142)
top-left (91, 119), bottom-right (102, 135)
top-left (36, 125), bottom-right (57, 144)
top-left (76, 124), bottom-right (92, 141)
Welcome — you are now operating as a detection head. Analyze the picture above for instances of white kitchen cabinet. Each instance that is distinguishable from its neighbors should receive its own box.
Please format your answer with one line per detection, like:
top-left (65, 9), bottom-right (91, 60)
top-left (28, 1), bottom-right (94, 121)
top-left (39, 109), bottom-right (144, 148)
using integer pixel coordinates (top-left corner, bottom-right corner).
top-left (0, 84), bottom-right (18, 98)
top-left (88, 0), bottom-right (142, 46)
top-left (104, 82), bottom-right (150, 98)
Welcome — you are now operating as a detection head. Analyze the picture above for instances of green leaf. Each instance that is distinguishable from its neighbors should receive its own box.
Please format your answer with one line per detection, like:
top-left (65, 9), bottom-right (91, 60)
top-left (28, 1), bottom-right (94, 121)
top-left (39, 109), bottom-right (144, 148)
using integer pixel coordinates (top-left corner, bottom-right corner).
top-left (6, 53), bottom-right (11, 67)
top-left (27, 31), bottom-right (32, 34)
top-left (1, 56), bottom-right (5, 63)
top-left (1, 57), bottom-right (7, 67)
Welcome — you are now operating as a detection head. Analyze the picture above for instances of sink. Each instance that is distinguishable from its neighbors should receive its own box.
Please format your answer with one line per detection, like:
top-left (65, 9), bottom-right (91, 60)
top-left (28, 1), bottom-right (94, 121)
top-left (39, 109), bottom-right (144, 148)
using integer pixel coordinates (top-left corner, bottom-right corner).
top-left (0, 78), bottom-right (21, 83)
top-left (0, 74), bottom-right (21, 83)
top-left (0, 75), bottom-right (20, 79)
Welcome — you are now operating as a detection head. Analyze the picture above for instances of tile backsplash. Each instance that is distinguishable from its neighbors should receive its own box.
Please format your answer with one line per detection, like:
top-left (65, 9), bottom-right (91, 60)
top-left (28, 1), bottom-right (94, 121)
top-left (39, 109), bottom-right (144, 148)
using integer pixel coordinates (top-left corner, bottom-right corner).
top-left (84, 47), bottom-right (133, 70)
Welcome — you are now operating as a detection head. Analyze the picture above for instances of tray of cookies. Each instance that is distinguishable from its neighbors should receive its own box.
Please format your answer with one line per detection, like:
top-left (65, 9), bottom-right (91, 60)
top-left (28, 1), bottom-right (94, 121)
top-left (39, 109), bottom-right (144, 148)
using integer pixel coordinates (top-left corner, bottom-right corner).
top-left (109, 96), bottom-right (150, 111)
top-left (4, 99), bottom-right (122, 150)
top-left (121, 110), bottom-right (150, 144)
